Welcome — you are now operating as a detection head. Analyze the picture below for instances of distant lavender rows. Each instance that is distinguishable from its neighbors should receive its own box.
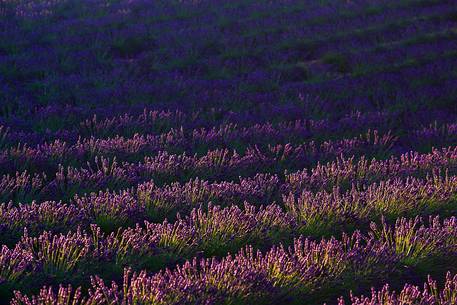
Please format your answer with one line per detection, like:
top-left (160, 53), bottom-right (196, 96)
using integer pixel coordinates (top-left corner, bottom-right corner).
top-left (6, 215), bottom-right (456, 304)
top-left (1, 0), bottom-right (456, 114)
top-left (2, 42), bottom-right (454, 123)
top-left (5, 0), bottom-right (450, 61)
top-left (6, 0), bottom-right (453, 60)
top-left (3, 51), bottom-right (455, 123)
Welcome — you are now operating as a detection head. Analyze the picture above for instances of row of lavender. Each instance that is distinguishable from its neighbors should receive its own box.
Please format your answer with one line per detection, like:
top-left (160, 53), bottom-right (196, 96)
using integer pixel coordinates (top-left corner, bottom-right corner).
top-left (0, 101), bottom-right (455, 148)
top-left (1, 150), bottom-right (456, 295)
top-left (0, 144), bottom-right (455, 302)
top-left (2, 107), bottom-right (455, 155)
top-left (0, 110), bottom-right (402, 168)
top-left (11, 273), bottom-right (457, 305)
top-left (4, 215), bottom-right (456, 304)
top-left (1, 117), bottom-right (455, 207)
top-left (2, 117), bottom-right (457, 175)
top-left (1, 146), bottom-right (456, 241)
top-left (1, 173), bottom-right (456, 265)
top-left (0, 128), bottom-right (397, 204)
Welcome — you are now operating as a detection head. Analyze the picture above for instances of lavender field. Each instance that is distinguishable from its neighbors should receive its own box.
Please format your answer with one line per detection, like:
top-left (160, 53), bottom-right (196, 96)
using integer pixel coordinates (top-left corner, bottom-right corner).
top-left (0, 0), bottom-right (457, 304)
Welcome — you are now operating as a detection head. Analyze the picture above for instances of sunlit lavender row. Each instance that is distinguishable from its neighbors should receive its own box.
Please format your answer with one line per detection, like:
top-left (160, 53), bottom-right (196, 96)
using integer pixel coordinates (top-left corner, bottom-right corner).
top-left (337, 272), bottom-right (457, 305)
top-left (1, 147), bottom-right (456, 239)
top-left (1, 145), bottom-right (455, 233)
top-left (5, 216), bottom-right (456, 304)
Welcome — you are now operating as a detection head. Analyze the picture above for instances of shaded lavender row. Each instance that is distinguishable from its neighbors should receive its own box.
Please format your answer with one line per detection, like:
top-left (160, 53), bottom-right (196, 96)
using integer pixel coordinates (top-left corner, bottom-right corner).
top-left (346, 32), bottom-right (457, 70)
top-left (0, 108), bottom-right (187, 147)
top-left (0, 129), bottom-right (396, 204)
top-left (8, 216), bottom-right (457, 305)
top-left (410, 122), bottom-right (457, 150)
top-left (282, 51), bottom-right (457, 110)
top-left (337, 272), bottom-right (457, 305)
top-left (269, 5), bottom-right (456, 71)
top-left (0, 107), bottom-right (183, 142)
top-left (300, 9), bottom-right (456, 56)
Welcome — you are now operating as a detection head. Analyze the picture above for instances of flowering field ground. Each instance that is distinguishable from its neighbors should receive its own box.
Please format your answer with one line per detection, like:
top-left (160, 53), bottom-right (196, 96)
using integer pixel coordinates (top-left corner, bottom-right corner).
top-left (0, 0), bottom-right (457, 304)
